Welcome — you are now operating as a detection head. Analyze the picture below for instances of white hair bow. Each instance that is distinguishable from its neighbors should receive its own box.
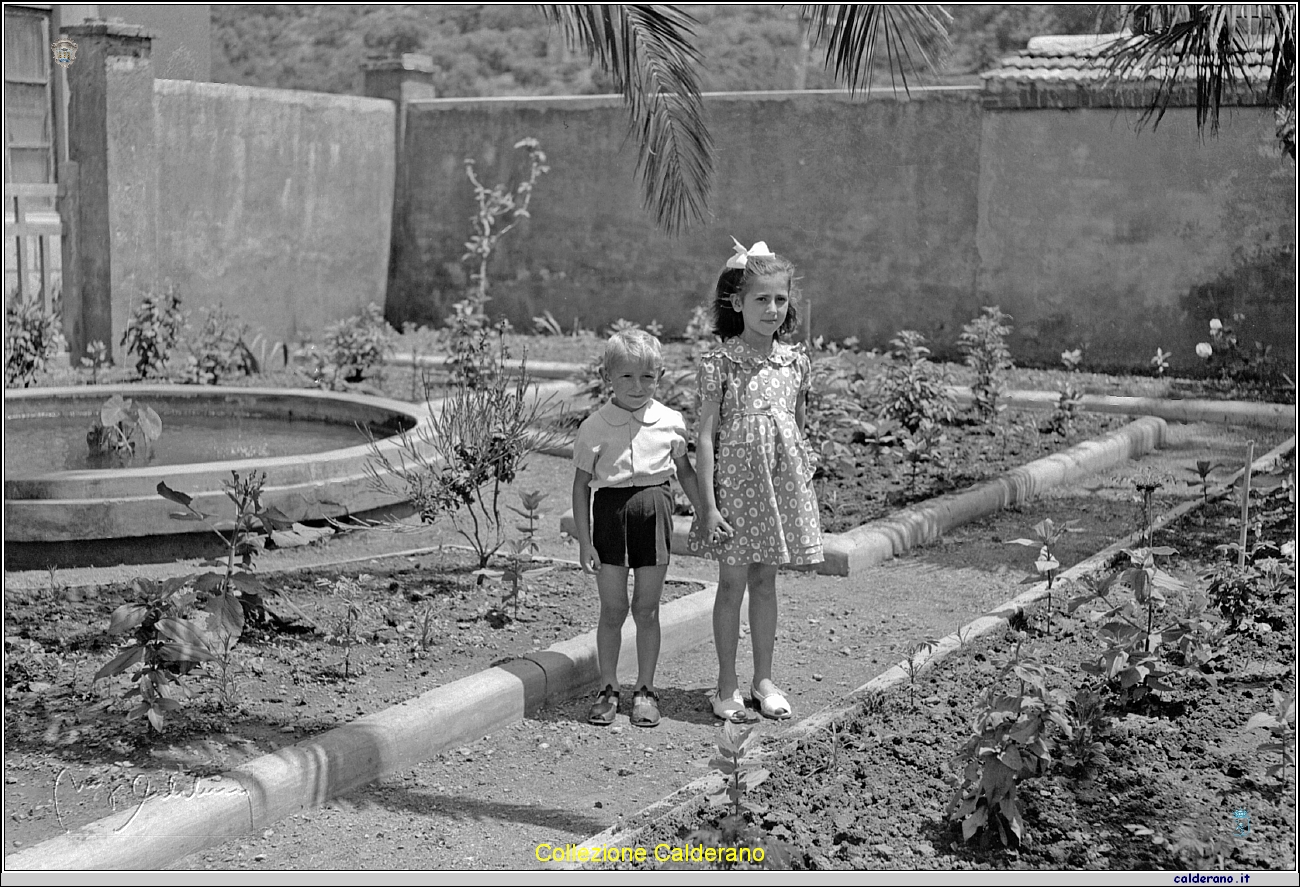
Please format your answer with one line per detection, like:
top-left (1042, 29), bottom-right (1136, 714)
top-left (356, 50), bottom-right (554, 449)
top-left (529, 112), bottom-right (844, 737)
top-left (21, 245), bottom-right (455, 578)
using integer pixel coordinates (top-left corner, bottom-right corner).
top-left (725, 237), bottom-right (775, 270)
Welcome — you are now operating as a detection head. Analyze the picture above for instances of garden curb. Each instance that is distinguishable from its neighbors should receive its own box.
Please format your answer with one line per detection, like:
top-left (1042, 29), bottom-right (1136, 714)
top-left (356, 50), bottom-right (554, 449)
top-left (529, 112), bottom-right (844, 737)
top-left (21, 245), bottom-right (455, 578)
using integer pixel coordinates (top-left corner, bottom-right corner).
top-left (949, 387), bottom-right (1296, 430)
top-left (564, 434), bottom-right (1298, 867)
top-left (3, 576), bottom-right (720, 871)
top-left (561, 415), bottom-right (1169, 576)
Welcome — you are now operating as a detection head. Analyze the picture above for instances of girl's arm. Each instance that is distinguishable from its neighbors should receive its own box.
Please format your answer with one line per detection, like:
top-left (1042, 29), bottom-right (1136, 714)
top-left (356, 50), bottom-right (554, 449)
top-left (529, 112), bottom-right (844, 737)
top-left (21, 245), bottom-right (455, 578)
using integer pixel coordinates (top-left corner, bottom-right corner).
top-left (571, 468), bottom-right (599, 573)
top-left (795, 388), bottom-right (808, 435)
top-left (695, 400), bottom-right (734, 537)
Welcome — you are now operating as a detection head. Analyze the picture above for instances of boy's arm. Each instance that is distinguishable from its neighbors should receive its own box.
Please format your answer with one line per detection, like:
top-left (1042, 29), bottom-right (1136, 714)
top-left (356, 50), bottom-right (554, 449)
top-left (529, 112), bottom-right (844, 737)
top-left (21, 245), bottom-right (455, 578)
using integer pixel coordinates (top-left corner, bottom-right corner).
top-left (571, 468), bottom-right (599, 573)
top-left (672, 452), bottom-right (701, 515)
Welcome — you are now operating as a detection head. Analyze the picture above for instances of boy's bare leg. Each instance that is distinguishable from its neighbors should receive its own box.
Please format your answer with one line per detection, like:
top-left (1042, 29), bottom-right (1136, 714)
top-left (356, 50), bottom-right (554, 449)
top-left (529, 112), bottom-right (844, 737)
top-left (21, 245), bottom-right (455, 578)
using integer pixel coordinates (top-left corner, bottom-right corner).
top-left (713, 562), bottom-right (750, 696)
top-left (747, 563), bottom-right (780, 692)
top-left (595, 565), bottom-right (631, 690)
top-left (630, 564), bottom-right (668, 690)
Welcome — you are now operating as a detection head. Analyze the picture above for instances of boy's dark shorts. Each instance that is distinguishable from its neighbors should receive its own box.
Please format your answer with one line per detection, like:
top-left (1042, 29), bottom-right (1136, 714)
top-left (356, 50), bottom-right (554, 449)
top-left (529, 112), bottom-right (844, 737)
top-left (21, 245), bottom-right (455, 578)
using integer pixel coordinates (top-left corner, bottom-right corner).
top-left (592, 483), bottom-right (674, 568)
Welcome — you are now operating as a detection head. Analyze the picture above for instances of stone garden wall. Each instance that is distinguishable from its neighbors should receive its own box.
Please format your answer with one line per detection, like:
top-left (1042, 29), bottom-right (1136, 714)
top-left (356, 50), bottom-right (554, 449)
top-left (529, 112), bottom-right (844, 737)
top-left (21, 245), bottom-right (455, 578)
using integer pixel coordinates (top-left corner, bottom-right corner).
top-left (391, 88), bottom-right (1295, 371)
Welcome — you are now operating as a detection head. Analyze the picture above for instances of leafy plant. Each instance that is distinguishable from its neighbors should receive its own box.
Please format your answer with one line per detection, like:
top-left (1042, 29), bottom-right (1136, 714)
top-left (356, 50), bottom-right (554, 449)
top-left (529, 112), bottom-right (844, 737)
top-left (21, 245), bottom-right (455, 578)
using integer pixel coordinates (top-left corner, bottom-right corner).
top-left (93, 577), bottom-right (239, 732)
top-left (804, 345), bottom-right (878, 481)
top-left (678, 718), bottom-right (789, 870)
top-left (872, 330), bottom-right (956, 433)
top-left (1246, 690), bottom-right (1297, 781)
top-left (81, 340), bottom-right (110, 383)
top-left (178, 304), bottom-right (259, 384)
top-left (5, 294), bottom-right (65, 387)
top-left (86, 394), bottom-right (163, 461)
top-left (899, 420), bottom-right (947, 496)
top-left (1042, 381), bottom-right (1083, 436)
top-left (1007, 518), bottom-right (1079, 592)
top-left (1060, 348), bottom-right (1082, 372)
top-left (473, 490), bottom-right (553, 621)
top-left (446, 137), bottom-right (548, 388)
top-left (1132, 471), bottom-right (1165, 546)
top-left (121, 287), bottom-right (185, 379)
top-left (1150, 347), bottom-right (1171, 376)
top-left (957, 306), bottom-right (1014, 423)
top-left (532, 309), bottom-right (564, 336)
top-left (902, 639), bottom-right (935, 710)
top-left (308, 302), bottom-right (394, 388)
top-left (1186, 460), bottom-right (1223, 503)
top-left (367, 334), bottom-right (558, 573)
top-left (1071, 547), bottom-right (1215, 705)
top-left (158, 471), bottom-right (308, 630)
top-left (947, 636), bottom-right (1070, 847)
top-left (1058, 687), bottom-right (1111, 781)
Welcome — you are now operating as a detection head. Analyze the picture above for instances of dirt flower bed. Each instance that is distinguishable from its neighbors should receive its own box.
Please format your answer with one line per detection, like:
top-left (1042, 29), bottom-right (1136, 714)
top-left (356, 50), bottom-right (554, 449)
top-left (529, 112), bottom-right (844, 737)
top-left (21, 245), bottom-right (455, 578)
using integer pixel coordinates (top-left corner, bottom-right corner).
top-left (634, 488), bottom-right (1298, 872)
top-left (811, 409), bottom-right (1124, 534)
top-left (1, 548), bottom-right (704, 845)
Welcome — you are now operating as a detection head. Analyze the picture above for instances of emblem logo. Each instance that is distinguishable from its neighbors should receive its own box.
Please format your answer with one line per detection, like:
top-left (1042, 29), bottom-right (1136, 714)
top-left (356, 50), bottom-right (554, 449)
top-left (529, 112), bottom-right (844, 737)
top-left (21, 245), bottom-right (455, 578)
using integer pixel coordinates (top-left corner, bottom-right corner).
top-left (1232, 808), bottom-right (1251, 838)
top-left (51, 37), bottom-right (78, 69)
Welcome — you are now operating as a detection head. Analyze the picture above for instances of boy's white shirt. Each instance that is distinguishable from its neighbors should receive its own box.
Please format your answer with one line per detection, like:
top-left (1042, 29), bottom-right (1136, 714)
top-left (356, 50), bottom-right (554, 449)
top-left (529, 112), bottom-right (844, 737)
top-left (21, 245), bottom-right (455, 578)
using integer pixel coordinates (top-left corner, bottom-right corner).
top-left (572, 398), bottom-right (688, 489)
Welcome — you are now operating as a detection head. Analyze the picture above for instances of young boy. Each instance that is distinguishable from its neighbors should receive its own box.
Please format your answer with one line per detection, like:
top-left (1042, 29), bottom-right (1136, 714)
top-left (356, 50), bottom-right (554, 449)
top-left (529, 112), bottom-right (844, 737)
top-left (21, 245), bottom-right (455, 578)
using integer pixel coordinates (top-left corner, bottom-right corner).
top-left (571, 329), bottom-right (700, 728)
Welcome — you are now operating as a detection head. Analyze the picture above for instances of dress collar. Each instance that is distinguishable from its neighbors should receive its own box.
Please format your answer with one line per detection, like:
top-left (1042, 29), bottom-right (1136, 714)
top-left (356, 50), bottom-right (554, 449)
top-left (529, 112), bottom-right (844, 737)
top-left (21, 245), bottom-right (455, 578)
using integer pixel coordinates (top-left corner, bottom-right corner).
top-left (717, 337), bottom-right (800, 367)
top-left (598, 398), bottom-right (664, 427)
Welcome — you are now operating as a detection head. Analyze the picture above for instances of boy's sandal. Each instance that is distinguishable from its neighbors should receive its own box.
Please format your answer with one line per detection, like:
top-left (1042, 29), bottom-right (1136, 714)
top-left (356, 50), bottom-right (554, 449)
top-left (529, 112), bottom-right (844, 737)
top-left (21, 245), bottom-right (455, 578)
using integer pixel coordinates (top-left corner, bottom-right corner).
top-left (751, 685), bottom-right (792, 720)
top-left (588, 685), bottom-right (619, 726)
top-left (710, 688), bottom-right (748, 723)
top-left (630, 688), bottom-right (661, 728)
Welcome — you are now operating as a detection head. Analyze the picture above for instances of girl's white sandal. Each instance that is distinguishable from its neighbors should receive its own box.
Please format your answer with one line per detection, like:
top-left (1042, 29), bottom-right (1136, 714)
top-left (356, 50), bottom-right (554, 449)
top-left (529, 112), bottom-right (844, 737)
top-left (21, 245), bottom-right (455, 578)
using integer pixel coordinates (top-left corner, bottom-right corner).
top-left (751, 685), bottom-right (792, 720)
top-left (710, 688), bottom-right (748, 722)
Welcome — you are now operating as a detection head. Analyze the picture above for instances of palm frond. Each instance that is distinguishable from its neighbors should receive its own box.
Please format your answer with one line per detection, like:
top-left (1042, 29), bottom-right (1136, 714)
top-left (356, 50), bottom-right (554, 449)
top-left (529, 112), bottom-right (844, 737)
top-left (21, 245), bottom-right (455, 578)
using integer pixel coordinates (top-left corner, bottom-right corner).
top-left (539, 4), bottom-right (713, 235)
top-left (1097, 5), bottom-right (1294, 138)
top-left (800, 4), bottom-right (951, 95)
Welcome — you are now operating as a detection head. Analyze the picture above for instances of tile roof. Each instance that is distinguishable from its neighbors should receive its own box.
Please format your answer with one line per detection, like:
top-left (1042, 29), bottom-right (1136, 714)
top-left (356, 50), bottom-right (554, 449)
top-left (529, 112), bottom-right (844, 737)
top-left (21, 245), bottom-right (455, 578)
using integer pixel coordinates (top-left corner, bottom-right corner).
top-left (982, 32), bottom-right (1276, 89)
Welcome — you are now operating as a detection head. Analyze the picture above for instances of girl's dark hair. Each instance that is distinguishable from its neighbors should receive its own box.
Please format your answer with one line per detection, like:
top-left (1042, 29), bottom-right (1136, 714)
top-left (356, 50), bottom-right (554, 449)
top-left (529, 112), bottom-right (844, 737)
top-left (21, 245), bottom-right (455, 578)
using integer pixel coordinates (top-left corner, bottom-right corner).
top-left (710, 253), bottom-right (801, 340)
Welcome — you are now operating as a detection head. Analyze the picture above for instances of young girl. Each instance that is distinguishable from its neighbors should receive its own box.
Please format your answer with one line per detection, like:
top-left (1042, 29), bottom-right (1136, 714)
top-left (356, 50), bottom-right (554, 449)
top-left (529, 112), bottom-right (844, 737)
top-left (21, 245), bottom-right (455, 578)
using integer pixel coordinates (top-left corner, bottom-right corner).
top-left (687, 238), bottom-right (823, 722)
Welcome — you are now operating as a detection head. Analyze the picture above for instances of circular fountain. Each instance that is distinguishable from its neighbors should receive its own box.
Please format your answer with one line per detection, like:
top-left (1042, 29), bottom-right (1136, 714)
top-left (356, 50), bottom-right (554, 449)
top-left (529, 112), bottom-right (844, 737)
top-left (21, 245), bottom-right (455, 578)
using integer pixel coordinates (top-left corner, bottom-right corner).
top-left (4, 385), bottom-right (432, 570)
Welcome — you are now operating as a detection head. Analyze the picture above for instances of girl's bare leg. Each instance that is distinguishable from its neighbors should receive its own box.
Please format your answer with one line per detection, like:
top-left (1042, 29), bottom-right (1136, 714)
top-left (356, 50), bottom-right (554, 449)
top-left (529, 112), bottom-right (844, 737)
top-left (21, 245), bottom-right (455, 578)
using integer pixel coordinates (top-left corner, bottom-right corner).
top-left (747, 563), bottom-right (780, 691)
top-left (713, 562), bottom-right (750, 696)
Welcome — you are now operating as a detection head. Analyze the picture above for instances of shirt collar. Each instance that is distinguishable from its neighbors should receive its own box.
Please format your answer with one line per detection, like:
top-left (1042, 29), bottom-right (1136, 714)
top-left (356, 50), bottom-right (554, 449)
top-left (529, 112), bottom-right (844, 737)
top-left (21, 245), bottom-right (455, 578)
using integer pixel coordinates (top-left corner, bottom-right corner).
top-left (598, 398), bottom-right (663, 427)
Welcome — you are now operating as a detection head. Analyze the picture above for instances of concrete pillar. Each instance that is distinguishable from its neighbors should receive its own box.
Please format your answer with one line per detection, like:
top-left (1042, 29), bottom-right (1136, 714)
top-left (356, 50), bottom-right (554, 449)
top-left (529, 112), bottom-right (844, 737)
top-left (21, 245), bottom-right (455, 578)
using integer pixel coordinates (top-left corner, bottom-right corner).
top-left (61, 19), bottom-right (158, 360)
top-left (361, 54), bottom-right (435, 329)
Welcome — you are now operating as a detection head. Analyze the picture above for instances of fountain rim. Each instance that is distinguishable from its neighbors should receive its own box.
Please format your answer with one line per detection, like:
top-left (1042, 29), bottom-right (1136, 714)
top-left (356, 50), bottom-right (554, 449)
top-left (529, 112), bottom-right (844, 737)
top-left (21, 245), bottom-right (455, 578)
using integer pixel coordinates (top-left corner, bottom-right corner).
top-left (3, 383), bottom-right (434, 483)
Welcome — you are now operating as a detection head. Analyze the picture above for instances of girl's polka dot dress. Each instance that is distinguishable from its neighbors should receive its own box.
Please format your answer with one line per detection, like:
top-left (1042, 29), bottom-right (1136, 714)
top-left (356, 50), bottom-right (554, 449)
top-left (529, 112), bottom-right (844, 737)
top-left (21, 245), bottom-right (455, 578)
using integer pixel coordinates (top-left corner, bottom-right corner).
top-left (688, 338), bottom-right (824, 567)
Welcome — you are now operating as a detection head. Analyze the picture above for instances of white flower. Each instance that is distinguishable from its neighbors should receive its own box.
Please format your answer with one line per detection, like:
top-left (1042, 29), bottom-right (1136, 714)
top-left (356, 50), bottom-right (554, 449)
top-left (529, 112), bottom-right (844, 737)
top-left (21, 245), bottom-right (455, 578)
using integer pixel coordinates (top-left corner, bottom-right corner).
top-left (1209, 318), bottom-right (1223, 332)
top-left (1283, 540), bottom-right (1295, 561)
top-left (1196, 342), bottom-right (1213, 359)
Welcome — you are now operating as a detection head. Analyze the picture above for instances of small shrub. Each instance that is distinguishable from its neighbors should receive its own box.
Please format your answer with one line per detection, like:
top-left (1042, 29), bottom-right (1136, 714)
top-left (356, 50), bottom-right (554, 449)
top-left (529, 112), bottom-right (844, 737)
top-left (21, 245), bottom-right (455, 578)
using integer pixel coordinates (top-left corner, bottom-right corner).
top-left (309, 302), bottom-right (394, 387)
top-left (81, 340), bottom-right (110, 383)
top-left (872, 330), bottom-right (956, 433)
top-left (367, 331), bottom-right (559, 573)
top-left (5, 294), bottom-right (65, 387)
top-left (178, 304), bottom-right (258, 384)
top-left (957, 306), bottom-right (1014, 423)
top-left (122, 287), bottom-right (185, 379)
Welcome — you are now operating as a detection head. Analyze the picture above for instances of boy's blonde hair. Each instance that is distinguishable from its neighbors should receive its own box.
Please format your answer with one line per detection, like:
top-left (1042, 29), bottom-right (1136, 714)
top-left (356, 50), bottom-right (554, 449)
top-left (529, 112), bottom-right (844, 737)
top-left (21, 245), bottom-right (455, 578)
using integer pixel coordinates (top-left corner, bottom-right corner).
top-left (603, 328), bottom-right (663, 373)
